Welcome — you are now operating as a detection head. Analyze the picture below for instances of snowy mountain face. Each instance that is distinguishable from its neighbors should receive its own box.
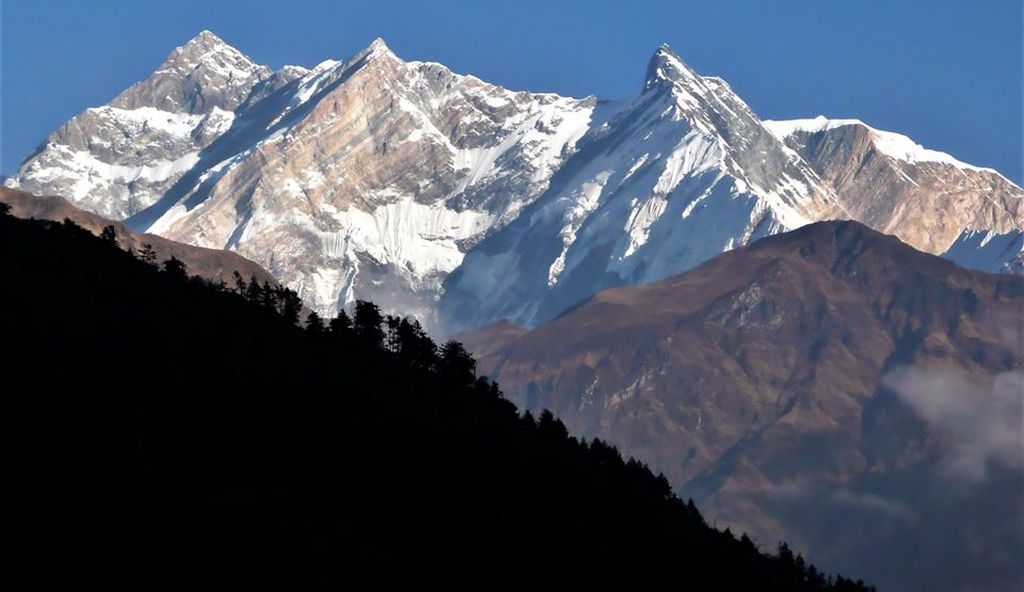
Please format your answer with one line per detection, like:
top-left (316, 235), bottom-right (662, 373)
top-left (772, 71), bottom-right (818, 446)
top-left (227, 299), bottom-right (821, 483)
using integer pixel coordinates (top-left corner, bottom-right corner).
top-left (943, 228), bottom-right (1024, 275)
top-left (133, 39), bottom-right (595, 324)
top-left (439, 47), bottom-right (843, 331)
top-left (9, 33), bottom-right (595, 328)
top-left (12, 31), bottom-right (273, 220)
top-left (9, 32), bottom-right (1023, 332)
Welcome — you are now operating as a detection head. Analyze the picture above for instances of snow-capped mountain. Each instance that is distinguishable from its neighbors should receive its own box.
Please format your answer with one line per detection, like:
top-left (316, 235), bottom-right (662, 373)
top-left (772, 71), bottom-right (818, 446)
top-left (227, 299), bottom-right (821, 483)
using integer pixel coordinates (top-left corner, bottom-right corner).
top-left (440, 46), bottom-right (845, 330)
top-left (13, 31), bottom-right (275, 220)
top-left (9, 32), bottom-right (595, 326)
top-left (764, 116), bottom-right (1024, 255)
top-left (9, 31), bottom-right (1023, 332)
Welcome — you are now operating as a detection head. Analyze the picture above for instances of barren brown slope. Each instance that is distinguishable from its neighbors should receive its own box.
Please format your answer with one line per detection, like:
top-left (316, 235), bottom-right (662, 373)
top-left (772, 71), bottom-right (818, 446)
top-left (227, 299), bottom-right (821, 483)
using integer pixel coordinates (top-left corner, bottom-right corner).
top-left (460, 220), bottom-right (1024, 592)
top-left (0, 187), bottom-right (277, 286)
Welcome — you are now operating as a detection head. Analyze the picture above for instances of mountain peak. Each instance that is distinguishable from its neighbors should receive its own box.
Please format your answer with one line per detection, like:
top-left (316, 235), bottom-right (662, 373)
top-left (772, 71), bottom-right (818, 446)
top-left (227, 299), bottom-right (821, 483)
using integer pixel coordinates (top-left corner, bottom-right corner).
top-left (168, 30), bottom-right (253, 68)
top-left (185, 29), bottom-right (226, 47)
top-left (367, 37), bottom-right (390, 52)
top-left (643, 43), bottom-right (700, 91)
top-left (107, 29), bottom-right (269, 114)
top-left (351, 36), bottom-right (398, 64)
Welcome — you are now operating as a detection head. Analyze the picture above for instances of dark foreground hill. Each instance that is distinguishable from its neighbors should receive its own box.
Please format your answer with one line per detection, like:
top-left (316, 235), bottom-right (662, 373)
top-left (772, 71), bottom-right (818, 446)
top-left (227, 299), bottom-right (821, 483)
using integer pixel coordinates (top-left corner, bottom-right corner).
top-left (0, 186), bottom-right (277, 286)
top-left (459, 220), bottom-right (1024, 592)
top-left (0, 209), bottom-right (872, 589)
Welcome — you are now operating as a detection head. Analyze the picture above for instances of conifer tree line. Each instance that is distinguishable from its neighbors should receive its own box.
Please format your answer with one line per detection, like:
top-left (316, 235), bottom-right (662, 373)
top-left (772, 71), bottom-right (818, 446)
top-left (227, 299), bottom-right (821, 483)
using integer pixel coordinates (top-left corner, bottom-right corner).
top-left (97, 216), bottom-right (482, 386)
top-left (1, 209), bottom-right (874, 591)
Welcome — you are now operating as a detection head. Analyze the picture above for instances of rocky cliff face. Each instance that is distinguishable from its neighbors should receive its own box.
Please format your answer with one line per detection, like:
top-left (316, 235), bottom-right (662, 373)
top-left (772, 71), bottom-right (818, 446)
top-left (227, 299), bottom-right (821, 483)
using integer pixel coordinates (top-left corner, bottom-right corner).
top-left (458, 221), bottom-right (1024, 592)
top-left (9, 32), bottom-right (1023, 331)
top-left (764, 116), bottom-right (1024, 255)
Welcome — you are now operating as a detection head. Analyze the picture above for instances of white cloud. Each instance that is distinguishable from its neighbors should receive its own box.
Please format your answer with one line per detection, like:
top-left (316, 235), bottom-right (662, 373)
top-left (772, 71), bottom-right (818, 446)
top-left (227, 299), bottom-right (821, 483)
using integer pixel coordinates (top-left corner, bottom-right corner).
top-left (883, 367), bottom-right (1024, 481)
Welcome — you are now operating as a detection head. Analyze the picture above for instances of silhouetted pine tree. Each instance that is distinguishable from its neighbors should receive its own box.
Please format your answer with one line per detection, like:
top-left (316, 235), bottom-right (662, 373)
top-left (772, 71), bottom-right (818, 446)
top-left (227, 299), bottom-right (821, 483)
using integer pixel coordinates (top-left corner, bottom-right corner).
top-left (306, 311), bottom-right (325, 333)
top-left (244, 275), bottom-right (263, 304)
top-left (162, 256), bottom-right (188, 281)
top-left (260, 281), bottom-right (278, 310)
top-left (353, 300), bottom-right (385, 347)
top-left (329, 310), bottom-right (353, 335)
top-left (384, 315), bottom-right (401, 352)
top-left (779, 542), bottom-right (795, 565)
top-left (100, 225), bottom-right (118, 247)
top-left (740, 532), bottom-right (758, 553)
top-left (276, 287), bottom-right (302, 325)
top-left (439, 339), bottom-right (475, 383)
top-left (396, 317), bottom-right (435, 370)
top-left (537, 409), bottom-right (569, 442)
top-left (138, 243), bottom-right (158, 266)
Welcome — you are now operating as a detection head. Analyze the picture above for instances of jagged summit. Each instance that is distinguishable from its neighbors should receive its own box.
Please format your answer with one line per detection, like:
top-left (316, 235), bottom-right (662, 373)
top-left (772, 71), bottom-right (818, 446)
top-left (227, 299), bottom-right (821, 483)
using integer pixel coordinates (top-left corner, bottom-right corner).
top-left (441, 36), bottom-right (843, 331)
top-left (343, 36), bottom-right (400, 69)
top-left (162, 29), bottom-right (260, 74)
top-left (365, 36), bottom-right (392, 53)
top-left (643, 43), bottom-right (701, 91)
top-left (183, 29), bottom-right (228, 48)
top-left (109, 29), bottom-right (270, 114)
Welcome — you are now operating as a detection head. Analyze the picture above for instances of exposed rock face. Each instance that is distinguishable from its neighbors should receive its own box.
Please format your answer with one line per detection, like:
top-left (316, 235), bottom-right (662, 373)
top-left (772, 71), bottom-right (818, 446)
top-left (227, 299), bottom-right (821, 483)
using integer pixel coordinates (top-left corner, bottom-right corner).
top-left (458, 221), bottom-right (1024, 592)
top-left (764, 117), bottom-right (1024, 255)
top-left (9, 33), bottom-right (1023, 331)
top-left (0, 187), bottom-right (277, 286)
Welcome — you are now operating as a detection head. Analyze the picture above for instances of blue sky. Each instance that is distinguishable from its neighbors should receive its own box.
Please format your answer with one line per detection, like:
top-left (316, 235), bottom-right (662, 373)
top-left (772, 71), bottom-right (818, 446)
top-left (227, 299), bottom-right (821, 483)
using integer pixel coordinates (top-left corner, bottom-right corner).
top-left (2, 0), bottom-right (1021, 181)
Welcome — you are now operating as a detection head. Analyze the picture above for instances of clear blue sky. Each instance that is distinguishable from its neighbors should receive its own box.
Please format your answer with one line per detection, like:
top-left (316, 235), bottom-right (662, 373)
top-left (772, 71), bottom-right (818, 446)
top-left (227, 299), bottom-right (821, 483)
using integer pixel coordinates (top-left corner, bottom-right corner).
top-left (2, 0), bottom-right (1021, 181)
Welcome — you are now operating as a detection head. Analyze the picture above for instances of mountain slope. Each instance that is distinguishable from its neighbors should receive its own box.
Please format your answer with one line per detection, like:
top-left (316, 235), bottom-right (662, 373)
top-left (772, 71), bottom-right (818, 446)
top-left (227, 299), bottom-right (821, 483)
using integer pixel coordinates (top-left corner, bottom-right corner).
top-left (0, 210), bottom-right (872, 590)
top-left (458, 221), bottom-right (1024, 592)
top-left (135, 38), bottom-right (595, 325)
top-left (0, 186), bottom-right (276, 286)
top-left (439, 47), bottom-right (843, 331)
top-left (11, 31), bottom-right (273, 220)
top-left (943, 227), bottom-right (1024, 275)
top-left (764, 116), bottom-right (1024, 255)
top-left (8, 33), bottom-right (595, 327)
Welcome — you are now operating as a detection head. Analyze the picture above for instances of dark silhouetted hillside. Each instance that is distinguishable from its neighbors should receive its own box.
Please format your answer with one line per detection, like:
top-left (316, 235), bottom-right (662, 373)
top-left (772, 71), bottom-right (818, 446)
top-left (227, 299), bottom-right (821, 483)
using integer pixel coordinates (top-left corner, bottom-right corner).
top-left (1, 209), bottom-right (872, 590)
top-left (0, 186), bottom-right (277, 286)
